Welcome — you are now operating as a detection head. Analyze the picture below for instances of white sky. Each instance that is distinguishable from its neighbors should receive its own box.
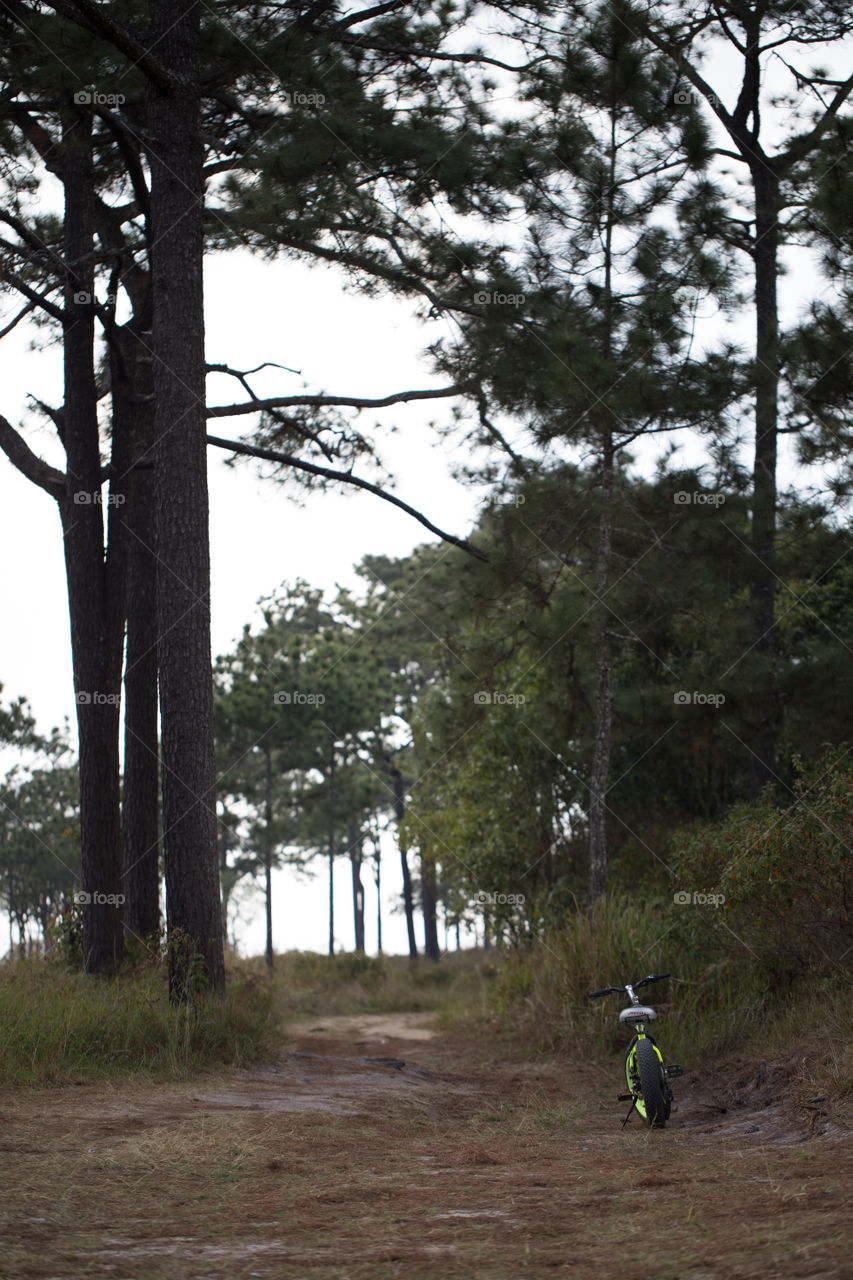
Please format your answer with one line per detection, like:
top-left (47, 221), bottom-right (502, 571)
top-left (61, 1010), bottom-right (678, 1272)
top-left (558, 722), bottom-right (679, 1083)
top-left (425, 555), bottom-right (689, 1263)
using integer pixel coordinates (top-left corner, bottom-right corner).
top-left (0, 248), bottom-right (497, 957)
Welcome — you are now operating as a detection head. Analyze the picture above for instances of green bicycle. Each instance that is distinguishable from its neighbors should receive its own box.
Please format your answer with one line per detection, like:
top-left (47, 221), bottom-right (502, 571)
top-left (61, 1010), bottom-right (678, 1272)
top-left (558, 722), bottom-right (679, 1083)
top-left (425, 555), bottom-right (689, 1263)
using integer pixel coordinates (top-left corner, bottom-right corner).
top-left (589, 972), bottom-right (683, 1128)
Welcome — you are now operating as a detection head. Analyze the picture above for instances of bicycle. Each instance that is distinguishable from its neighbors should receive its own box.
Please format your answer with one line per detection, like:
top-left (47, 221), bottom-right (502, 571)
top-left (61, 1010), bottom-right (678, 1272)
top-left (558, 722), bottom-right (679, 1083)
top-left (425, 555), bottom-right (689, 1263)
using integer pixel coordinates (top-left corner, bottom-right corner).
top-left (589, 972), bottom-right (683, 1128)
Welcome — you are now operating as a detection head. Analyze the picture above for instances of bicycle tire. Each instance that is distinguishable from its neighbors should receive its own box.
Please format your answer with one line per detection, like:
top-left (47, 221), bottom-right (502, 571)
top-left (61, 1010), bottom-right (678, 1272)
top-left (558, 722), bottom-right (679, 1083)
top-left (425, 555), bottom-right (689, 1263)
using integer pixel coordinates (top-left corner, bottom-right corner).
top-left (635, 1036), bottom-right (669, 1128)
top-left (623, 1037), bottom-right (650, 1121)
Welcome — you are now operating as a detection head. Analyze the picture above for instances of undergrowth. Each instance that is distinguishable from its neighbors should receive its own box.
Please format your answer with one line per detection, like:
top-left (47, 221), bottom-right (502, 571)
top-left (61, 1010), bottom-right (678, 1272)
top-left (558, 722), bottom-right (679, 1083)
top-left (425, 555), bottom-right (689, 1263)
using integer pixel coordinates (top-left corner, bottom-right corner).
top-left (269, 947), bottom-right (496, 1023)
top-left (489, 892), bottom-right (853, 1092)
top-left (0, 952), bottom-right (276, 1086)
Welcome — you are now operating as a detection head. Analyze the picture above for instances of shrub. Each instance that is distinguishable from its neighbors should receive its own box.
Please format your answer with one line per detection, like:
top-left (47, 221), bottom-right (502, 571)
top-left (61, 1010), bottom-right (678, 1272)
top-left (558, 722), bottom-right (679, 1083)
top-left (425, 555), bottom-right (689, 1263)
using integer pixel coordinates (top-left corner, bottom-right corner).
top-left (671, 749), bottom-right (853, 980)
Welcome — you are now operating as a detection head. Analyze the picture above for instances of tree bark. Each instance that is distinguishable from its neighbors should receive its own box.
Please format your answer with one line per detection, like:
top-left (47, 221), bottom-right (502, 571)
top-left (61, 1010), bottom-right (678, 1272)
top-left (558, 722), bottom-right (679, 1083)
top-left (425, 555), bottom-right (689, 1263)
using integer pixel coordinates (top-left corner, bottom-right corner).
top-left (588, 434), bottom-right (614, 906)
top-left (148, 0), bottom-right (224, 998)
top-left (392, 764), bottom-right (417, 958)
top-left (748, 160), bottom-right (780, 799)
top-left (373, 837), bottom-right (382, 954)
top-left (119, 325), bottom-right (161, 941)
top-left (328, 745), bottom-right (336, 955)
top-left (264, 746), bottom-right (274, 972)
top-left (59, 109), bottom-right (125, 974)
top-left (421, 855), bottom-right (440, 962)
top-left (349, 821), bottom-right (365, 952)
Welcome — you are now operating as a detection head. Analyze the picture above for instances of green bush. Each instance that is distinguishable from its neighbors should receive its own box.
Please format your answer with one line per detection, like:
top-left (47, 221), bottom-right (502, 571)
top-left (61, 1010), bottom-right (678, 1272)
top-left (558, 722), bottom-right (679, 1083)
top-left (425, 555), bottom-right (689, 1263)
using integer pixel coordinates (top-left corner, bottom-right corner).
top-left (671, 750), bottom-right (853, 980)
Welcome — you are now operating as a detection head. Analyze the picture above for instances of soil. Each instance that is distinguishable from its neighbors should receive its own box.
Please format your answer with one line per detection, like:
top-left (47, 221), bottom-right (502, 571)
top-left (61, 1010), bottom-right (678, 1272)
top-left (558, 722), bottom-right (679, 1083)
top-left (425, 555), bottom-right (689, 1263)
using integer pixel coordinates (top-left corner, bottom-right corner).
top-left (1, 1013), bottom-right (851, 1279)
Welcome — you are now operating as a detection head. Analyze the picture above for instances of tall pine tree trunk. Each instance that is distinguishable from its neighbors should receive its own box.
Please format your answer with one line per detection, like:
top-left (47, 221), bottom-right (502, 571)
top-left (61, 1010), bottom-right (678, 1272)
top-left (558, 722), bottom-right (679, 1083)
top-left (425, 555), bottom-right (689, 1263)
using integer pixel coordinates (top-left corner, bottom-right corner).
top-left (588, 435), bottom-right (614, 906)
top-left (328, 745), bottom-right (335, 955)
top-left (374, 839), bottom-right (382, 954)
top-left (748, 160), bottom-right (780, 799)
top-left (421, 856), bottom-right (440, 962)
top-left (148, 0), bottom-right (224, 998)
top-left (59, 110), bottom-right (124, 974)
top-left (586, 84), bottom-right (619, 908)
top-left (264, 746), bottom-right (274, 972)
top-left (349, 822), bottom-right (365, 952)
top-left (392, 763), bottom-right (417, 958)
top-left (119, 325), bottom-right (161, 941)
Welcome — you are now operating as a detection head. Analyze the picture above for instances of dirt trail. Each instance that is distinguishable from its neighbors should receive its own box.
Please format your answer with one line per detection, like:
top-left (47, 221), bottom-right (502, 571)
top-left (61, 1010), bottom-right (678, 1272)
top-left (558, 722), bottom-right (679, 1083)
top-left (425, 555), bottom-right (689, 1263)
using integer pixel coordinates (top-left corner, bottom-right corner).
top-left (2, 1014), bottom-right (851, 1279)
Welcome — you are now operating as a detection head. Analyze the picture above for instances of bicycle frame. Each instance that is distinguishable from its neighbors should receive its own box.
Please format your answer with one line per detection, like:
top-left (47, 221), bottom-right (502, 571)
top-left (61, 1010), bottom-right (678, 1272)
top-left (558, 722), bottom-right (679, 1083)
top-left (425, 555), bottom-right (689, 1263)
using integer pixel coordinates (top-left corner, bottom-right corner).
top-left (589, 973), bottom-right (682, 1128)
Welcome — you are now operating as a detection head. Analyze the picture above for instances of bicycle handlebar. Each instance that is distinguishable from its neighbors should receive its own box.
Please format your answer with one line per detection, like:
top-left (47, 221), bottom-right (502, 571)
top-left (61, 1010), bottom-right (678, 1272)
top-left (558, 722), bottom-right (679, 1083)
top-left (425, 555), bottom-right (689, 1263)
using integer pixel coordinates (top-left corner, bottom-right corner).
top-left (588, 973), bottom-right (671, 999)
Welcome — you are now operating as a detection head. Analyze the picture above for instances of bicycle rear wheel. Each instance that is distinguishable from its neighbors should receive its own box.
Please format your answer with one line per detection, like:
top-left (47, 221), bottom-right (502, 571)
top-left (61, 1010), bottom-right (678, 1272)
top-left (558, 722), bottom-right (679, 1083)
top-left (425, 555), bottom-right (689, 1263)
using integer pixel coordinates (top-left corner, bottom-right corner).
top-left (635, 1036), bottom-right (669, 1128)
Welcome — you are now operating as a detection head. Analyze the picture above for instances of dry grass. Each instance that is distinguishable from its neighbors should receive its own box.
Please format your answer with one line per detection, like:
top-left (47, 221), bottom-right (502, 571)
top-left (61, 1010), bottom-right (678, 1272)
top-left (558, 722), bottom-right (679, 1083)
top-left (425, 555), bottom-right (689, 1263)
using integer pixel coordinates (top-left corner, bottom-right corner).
top-left (1, 1015), bottom-right (851, 1280)
top-left (0, 954), bottom-right (277, 1086)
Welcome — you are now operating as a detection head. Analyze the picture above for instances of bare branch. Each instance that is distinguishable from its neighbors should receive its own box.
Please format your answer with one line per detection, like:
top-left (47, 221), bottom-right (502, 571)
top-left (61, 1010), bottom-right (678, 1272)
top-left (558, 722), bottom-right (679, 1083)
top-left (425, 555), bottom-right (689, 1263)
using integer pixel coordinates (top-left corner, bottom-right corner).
top-left (206, 360), bottom-right (302, 396)
top-left (476, 389), bottom-right (529, 472)
top-left (0, 266), bottom-right (66, 324)
top-left (0, 300), bottom-right (37, 339)
top-left (328, 0), bottom-right (410, 33)
top-left (205, 433), bottom-right (488, 562)
top-left (206, 385), bottom-right (462, 419)
top-left (0, 413), bottom-right (65, 497)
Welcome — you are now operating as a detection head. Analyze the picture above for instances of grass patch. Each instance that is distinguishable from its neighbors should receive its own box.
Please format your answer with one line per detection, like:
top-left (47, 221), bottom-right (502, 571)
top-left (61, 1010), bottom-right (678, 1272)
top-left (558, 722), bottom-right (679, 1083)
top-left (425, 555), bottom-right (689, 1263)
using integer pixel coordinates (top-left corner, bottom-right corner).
top-left (0, 953), bottom-right (277, 1086)
top-left (268, 947), bottom-right (497, 1024)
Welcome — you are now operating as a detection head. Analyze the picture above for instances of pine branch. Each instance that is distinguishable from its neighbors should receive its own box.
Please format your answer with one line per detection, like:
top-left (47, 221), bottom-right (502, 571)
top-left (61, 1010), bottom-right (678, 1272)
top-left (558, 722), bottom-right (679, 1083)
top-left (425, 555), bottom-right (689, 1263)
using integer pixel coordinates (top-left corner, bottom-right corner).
top-left (207, 215), bottom-right (482, 318)
top-left (206, 385), bottom-right (462, 419)
top-left (0, 266), bottom-right (66, 324)
top-left (0, 414), bottom-right (65, 497)
top-left (205, 432), bottom-right (488, 563)
top-left (48, 0), bottom-right (174, 92)
top-left (777, 70), bottom-right (853, 171)
top-left (0, 300), bottom-right (37, 338)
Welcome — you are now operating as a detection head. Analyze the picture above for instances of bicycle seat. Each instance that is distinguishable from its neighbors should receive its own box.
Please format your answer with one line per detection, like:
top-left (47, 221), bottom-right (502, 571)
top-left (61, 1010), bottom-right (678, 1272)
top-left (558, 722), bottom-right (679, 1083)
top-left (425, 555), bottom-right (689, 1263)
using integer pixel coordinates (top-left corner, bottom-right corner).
top-left (619, 1005), bottom-right (657, 1023)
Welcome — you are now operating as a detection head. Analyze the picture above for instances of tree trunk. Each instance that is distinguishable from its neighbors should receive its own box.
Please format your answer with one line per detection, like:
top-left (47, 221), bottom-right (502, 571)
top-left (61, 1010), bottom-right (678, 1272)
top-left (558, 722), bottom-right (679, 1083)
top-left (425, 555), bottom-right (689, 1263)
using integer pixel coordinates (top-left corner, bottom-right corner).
top-left (328, 745), bottom-right (336, 955)
top-left (748, 161), bottom-right (780, 800)
top-left (392, 764), bottom-right (417, 958)
top-left (264, 746), bottom-right (274, 972)
top-left (119, 326), bottom-right (161, 941)
top-left (218, 801), bottom-right (231, 942)
top-left (421, 855), bottom-right (440, 962)
top-left (148, 0), bottom-right (224, 999)
top-left (588, 90), bottom-right (618, 908)
top-left (588, 435), bottom-right (614, 906)
top-left (373, 836), bottom-right (382, 954)
top-left (59, 109), bottom-right (124, 974)
top-left (349, 821), bottom-right (365, 952)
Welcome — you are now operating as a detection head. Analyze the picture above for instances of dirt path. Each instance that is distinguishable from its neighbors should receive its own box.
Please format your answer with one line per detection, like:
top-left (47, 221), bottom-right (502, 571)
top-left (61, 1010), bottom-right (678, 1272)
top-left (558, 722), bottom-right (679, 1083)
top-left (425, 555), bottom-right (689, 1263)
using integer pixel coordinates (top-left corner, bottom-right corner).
top-left (2, 1014), bottom-right (851, 1279)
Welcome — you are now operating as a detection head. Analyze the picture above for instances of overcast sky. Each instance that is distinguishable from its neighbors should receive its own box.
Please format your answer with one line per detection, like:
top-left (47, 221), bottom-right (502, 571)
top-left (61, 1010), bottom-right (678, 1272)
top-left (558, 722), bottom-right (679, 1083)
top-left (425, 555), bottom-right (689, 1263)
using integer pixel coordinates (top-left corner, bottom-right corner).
top-left (0, 245), bottom-right (500, 956)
